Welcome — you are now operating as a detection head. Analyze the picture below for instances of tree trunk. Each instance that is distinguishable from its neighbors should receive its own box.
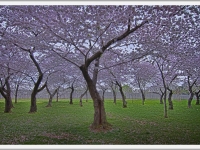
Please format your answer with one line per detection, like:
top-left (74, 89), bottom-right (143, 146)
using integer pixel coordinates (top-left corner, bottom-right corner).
top-left (80, 65), bottom-right (111, 130)
top-left (160, 94), bottom-right (164, 104)
top-left (56, 88), bottom-right (59, 102)
top-left (29, 77), bottom-right (46, 113)
top-left (188, 93), bottom-right (194, 108)
top-left (4, 96), bottom-right (13, 113)
top-left (140, 89), bottom-right (145, 105)
top-left (79, 87), bottom-right (88, 107)
top-left (15, 84), bottom-right (19, 104)
top-left (69, 84), bottom-right (74, 105)
top-left (116, 81), bottom-right (127, 108)
top-left (29, 51), bottom-right (46, 113)
top-left (138, 80), bottom-right (145, 105)
top-left (0, 78), bottom-right (13, 113)
top-left (160, 89), bottom-right (164, 104)
top-left (0, 92), bottom-right (13, 113)
top-left (1, 92), bottom-right (13, 113)
top-left (167, 88), bottom-right (173, 110)
top-left (187, 76), bottom-right (197, 108)
top-left (46, 97), bottom-right (53, 107)
top-left (156, 61), bottom-right (167, 118)
top-left (195, 90), bottom-right (200, 105)
top-left (111, 85), bottom-right (116, 105)
top-left (89, 85), bottom-right (109, 129)
top-left (163, 89), bottom-right (168, 118)
top-left (102, 89), bottom-right (106, 102)
top-left (30, 92), bottom-right (37, 112)
top-left (46, 86), bottom-right (58, 107)
top-left (86, 90), bottom-right (88, 102)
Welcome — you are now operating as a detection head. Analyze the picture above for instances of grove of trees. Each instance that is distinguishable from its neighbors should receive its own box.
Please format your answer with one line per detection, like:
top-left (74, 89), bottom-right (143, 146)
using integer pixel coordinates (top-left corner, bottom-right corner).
top-left (0, 5), bottom-right (200, 130)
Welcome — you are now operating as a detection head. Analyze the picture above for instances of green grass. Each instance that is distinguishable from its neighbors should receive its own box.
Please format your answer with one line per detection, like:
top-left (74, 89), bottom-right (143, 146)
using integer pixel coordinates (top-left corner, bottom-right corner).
top-left (0, 98), bottom-right (200, 144)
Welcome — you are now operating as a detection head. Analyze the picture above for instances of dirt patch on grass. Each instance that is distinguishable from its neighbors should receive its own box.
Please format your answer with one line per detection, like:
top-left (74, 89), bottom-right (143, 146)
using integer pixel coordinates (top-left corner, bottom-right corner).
top-left (122, 116), bottom-right (157, 126)
top-left (42, 132), bottom-right (78, 140)
top-left (134, 120), bottom-right (157, 126)
top-left (43, 133), bottom-right (70, 139)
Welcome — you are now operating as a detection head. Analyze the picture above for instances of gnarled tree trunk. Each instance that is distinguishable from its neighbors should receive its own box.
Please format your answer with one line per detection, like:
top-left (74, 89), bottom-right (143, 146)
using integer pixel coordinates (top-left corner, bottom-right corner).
top-left (46, 85), bottom-right (59, 107)
top-left (167, 88), bottom-right (173, 110)
top-left (0, 77), bottom-right (13, 113)
top-left (30, 94), bottom-right (37, 112)
top-left (29, 51), bottom-right (46, 113)
top-left (188, 93), bottom-right (194, 108)
top-left (14, 84), bottom-right (19, 104)
top-left (29, 74), bottom-right (46, 113)
top-left (102, 88), bottom-right (107, 102)
top-left (163, 88), bottom-right (168, 118)
top-left (69, 83), bottom-right (74, 105)
top-left (159, 88), bottom-right (164, 104)
top-left (111, 85), bottom-right (117, 105)
top-left (187, 76), bottom-right (197, 108)
top-left (138, 80), bottom-right (145, 105)
top-left (86, 90), bottom-right (88, 102)
top-left (195, 90), bottom-right (200, 105)
top-left (56, 88), bottom-right (59, 102)
top-left (79, 87), bottom-right (88, 107)
top-left (116, 81), bottom-right (127, 108)
top-left (140, 89), bottom-right (145, 105)
top-left (80, 64), bottom-right (111, 130)
top-left (156, 61), bottom-right (167, 118)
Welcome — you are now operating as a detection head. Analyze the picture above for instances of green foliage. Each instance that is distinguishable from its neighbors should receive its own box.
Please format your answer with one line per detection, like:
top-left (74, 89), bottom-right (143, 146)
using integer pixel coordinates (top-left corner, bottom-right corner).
top-left (0, 99), bottom-right (199, 144)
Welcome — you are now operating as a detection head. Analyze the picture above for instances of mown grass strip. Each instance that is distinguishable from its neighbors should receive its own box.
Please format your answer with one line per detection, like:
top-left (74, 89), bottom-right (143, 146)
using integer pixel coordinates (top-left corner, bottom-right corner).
top-left (0, 99), bottom-right (199, 144)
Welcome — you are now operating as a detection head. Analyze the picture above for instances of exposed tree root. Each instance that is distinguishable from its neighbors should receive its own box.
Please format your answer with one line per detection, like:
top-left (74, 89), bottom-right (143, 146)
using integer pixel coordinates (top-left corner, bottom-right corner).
top-left (89, 122), bottom-right (112, 133)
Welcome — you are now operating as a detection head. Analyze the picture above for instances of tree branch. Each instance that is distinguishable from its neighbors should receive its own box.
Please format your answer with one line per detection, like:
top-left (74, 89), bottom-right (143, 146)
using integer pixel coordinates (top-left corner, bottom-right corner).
top-left (85, 20), bottom-right (148, 68)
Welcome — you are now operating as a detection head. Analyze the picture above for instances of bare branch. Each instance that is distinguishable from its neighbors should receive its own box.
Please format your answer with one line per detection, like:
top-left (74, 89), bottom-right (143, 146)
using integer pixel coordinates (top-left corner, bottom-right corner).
top-left (51, 48), bottom-right (80, 68)
top-left (85, 20), bottom-right (148, 68)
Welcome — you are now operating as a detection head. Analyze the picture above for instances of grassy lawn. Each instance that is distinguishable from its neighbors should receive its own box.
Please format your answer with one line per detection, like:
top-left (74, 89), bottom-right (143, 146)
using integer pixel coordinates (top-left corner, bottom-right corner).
top-left (0, 98), bottom-right (200, 145)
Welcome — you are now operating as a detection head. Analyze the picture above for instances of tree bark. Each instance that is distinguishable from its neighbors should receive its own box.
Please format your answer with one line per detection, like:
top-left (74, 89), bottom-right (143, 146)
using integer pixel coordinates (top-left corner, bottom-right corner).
top-left (163, 88), bottom-right (168, 118)
top-left (69, 84), bottom-right (74, 105)
top-left (30, 92), bottom-right (37, 112)
top-left (29, 51), bottom-right (46, 113)
top-left (102, 89), bottom-right (107, 102)
top-left (116, 81), bottom-right (127, 108)
top-left (140, 89), bottom-right (145, 105)
top-left (86, 90), bottom-right (88, 102)
top-left (0, 77), bottom-right (13, 113)
top-left (156, 61), bottom-right (167, 118)
top-left (0, 90), bottom-right (13, 113)
top-left (159, 88), bottom-right (164, 104)
top-left (187, 76), bottom-right (196, 108)
top-left (195, 90), bottom-right (200, 105)
top-left (111, 85), bottom-right (116, 105)
top-left (56, 88), bottom-right (59, 102)
top-left (46, 85), bottom-right (58, 107)
top-left (14, 84), bottom-right (19, 104)
top-left (80, 64), bottom-right (111, 130)
top-left (167, 88), bottom-right (173, 110)
top-left (188, 93), bottom-right (194, 108)
top-left (79, 87), bottom-right (88, 107)
top-left (138, 79), bottom-right (145, 105)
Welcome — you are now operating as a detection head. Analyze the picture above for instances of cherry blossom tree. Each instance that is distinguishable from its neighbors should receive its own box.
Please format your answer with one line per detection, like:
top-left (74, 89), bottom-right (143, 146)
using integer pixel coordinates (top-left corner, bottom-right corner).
top-left (1, 5), bottom-right (197, 130)
top-left (1, 6), bottom-right (57, 112)
top-left (38, 5), bottom-right (151, 129)
top-left (129, 61), bottom-right (157, 105)
top-left (185, 52), bottom-right (200, 108)
top-left (45, 69), bottom-right (66, 107)
top-left (0, 42), bottom-right (28, 112)
top-left (12, 73), bottom-right (28, 103)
